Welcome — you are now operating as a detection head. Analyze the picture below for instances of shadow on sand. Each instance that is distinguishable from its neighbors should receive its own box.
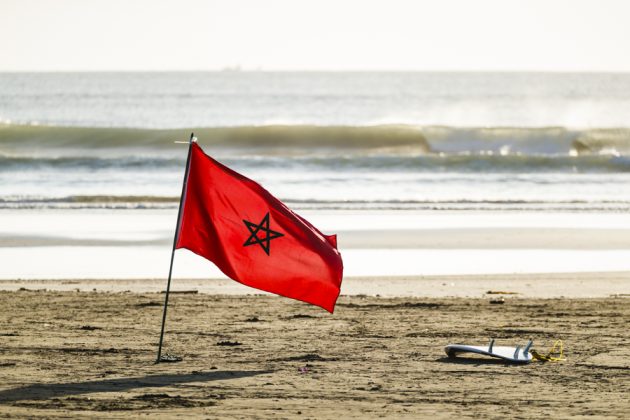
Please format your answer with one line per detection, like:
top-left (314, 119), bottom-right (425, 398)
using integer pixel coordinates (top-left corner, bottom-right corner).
top-left (436, 356), bottom-right (524, 366)
top-left (0, 370), bottom-right (271, 403)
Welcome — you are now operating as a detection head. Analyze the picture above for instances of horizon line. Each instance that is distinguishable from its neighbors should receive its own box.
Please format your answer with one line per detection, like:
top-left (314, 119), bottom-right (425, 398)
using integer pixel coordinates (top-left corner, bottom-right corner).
top-left (2, 69), bottom-right (630, 75)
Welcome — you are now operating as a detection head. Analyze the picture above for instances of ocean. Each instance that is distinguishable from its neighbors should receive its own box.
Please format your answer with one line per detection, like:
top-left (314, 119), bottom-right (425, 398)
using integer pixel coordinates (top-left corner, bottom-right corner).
top-left (2, 71), bottom-right (630, 212)
top-left (2, 72), bottom-right (630, 280)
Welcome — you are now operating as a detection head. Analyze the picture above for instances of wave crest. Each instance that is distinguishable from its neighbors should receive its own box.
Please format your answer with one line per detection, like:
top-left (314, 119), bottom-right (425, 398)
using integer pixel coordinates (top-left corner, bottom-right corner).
top-left (2, 123), bottom-right (630, 157)
top-left (0, 124), bottom-right (429, 153)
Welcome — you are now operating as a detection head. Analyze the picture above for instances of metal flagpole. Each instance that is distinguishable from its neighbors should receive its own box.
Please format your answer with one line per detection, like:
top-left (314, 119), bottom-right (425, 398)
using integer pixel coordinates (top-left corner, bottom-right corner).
top-left (156, 132), bottom-right (196, 363)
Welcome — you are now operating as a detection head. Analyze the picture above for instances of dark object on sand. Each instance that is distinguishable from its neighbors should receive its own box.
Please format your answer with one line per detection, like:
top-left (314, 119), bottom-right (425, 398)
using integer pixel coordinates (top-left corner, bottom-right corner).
top-left (160, 290), bottom-right (198, 294)
top-left (216, 340), bottom-right (242, 346)
top-left (158, 353), bottom-right (183, 363)
top-left (79, 325), bottom-right (101, 331)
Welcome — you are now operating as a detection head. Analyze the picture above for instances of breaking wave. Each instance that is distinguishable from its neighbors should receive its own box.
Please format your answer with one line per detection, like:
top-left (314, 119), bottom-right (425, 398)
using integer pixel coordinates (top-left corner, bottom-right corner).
top-left (0, 124), bottom-right (430, 152)
top-left (3, 195), bottom-right (630, 211)
top-left (3, 152), bottom-right (630, 173)
top-left (0, 195), bottom-right (630, 212)
top-left (0, 155), bottom-right (182, 170)
top-left (422, 126), bottom-right (630, 156)
top-left (3, 123), bottom-right (630, 157)
top-left (4, 123), bottom-right (630, 212)
top-left (0, 195), bottom-right (179, 209)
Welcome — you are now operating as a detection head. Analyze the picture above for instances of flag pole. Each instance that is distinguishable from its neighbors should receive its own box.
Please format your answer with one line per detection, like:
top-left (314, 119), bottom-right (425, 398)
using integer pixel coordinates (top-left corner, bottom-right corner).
top-left (156, 132), bottom-right (196, 363)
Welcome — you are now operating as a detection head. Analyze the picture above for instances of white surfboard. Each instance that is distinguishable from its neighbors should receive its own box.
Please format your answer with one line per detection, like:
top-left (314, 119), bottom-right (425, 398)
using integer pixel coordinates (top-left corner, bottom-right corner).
top-left (445, 339), bottom-right (533, 363)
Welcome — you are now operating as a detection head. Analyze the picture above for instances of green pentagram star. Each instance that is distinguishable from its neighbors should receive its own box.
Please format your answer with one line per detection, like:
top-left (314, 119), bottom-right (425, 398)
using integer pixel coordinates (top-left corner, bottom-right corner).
top-left (242, 212), bottom-right (284, 255)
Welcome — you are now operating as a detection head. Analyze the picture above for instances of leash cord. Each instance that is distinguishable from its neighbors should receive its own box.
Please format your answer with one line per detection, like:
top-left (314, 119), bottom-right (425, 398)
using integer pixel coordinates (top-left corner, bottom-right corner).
top-left (530, 339), bottom-right (565, 362)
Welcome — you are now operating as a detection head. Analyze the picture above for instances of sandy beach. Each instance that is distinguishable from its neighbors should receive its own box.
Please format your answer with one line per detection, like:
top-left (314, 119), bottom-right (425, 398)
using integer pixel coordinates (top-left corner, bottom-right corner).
top-left (0, 282), bottom-right (628, 418)
top-left (1, 209), bottom-right (629, 417)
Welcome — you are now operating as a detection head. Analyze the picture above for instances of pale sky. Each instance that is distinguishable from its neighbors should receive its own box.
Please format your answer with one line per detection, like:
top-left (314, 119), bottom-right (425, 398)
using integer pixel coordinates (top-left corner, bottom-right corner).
top-left (1, 0), bottom-right (629, 72)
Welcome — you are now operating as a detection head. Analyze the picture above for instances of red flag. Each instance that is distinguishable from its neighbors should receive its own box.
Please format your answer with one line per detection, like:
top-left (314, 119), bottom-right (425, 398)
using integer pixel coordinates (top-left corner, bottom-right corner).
top-left (175, 143), bottom-right (343, 312)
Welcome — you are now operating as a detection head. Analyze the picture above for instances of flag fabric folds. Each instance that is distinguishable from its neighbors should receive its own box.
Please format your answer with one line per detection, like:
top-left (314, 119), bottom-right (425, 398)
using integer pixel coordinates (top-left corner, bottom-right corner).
top-left (176, 143), bottom-right (344, 312)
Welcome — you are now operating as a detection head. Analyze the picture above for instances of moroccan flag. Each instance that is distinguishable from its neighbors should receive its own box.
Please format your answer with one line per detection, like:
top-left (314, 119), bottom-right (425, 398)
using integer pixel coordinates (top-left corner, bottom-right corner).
top-left (175, 142), bottom-right (344, 312)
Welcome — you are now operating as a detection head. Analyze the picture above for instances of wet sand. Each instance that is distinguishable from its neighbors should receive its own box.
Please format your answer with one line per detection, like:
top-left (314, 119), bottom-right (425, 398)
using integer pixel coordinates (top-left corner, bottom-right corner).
top-left (5, 228), bottom-right (630, 249)
top-left (0, 289), bottom-right (628, 418)
top-left (6, 209), bottom-right (630, 280)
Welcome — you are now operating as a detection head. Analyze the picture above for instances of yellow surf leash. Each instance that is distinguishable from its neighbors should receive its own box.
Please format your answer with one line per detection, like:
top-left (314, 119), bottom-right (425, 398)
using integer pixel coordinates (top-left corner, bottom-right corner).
top-left (530, 339), bottom-right (565, 362)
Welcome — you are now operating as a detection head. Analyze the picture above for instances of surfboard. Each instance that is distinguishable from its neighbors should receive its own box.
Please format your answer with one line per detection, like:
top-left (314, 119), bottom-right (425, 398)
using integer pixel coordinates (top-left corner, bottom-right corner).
top-left (445, 339), bottom-right (533, 363)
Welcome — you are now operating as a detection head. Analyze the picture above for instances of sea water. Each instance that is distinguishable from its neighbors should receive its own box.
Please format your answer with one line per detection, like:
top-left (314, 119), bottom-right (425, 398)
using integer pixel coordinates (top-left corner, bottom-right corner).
top-left (1, 72), bottom-right (630, 279)
top-left (2, 72), bottom-right (630, 211)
